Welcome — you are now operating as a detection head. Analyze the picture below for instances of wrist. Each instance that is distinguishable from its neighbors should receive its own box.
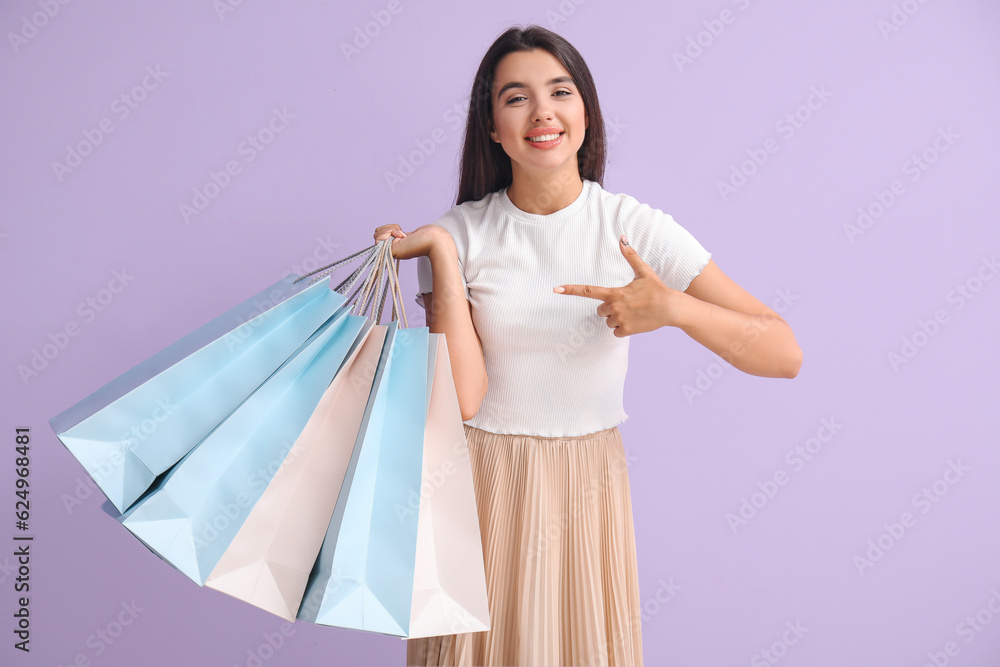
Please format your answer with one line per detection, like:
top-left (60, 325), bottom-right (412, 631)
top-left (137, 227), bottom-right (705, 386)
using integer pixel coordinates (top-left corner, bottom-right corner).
top-left (663, 289), bottom-right (697, 330)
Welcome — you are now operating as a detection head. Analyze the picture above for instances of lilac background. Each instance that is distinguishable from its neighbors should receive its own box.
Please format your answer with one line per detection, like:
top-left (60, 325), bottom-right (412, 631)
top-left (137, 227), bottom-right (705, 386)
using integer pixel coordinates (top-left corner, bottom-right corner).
top-left (2, 0), bottom-right (999, 665)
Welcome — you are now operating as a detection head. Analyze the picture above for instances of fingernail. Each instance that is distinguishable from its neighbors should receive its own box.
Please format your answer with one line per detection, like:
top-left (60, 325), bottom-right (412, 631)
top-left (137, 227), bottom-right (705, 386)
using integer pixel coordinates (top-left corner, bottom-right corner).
top-left (553, 286), bottom-right (565, 293)
top-left (620, 234), bottom-right (629, 245)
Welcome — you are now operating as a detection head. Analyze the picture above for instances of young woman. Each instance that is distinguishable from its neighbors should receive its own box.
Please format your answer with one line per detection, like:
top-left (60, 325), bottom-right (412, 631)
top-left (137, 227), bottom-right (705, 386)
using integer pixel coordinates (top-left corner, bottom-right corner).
top-left (374, 24), bottom-right (802, 667)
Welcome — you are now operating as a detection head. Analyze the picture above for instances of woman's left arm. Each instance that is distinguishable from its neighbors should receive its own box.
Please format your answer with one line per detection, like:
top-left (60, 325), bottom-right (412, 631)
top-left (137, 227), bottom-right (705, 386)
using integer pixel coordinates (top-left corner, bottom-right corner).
top-left (673, 258), bottom-right (802, 379)
top-left (554, 241), bottom-right (803, 378)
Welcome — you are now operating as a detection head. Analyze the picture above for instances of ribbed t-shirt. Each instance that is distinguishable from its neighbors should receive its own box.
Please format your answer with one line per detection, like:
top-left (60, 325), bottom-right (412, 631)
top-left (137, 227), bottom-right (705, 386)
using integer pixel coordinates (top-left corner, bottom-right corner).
top-left (414, 178), bottom-right (711, 437)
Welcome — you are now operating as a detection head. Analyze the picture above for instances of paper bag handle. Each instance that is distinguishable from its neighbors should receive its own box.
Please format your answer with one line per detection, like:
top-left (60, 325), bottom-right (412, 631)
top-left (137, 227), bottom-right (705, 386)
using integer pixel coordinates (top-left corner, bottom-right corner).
top-left (293, 240), bottom-right (409, 328)
top-left (355, 240), bottom-right (409, 328)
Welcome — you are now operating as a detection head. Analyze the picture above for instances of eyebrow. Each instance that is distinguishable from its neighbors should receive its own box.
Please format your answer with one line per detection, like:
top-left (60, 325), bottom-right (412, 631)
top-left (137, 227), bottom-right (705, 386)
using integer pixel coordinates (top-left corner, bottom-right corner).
top-left (495, 76), bottom-right (575, 102)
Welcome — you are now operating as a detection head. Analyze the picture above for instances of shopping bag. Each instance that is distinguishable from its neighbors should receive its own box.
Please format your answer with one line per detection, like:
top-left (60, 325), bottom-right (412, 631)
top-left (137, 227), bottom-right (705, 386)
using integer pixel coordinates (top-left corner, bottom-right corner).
top-left (297, 241), bottom-right (490, 637)
top-left (118, 301), bottom-right (369, 585)
top-left (48, 273), bottom-right (344, 513)
top-left (111, 241), bottom-right (387, 586)
top-left (203, 318), bottom-right (384, 620)
top-left (298, 296), bottom-right (428, 631)
top-left (407, 332), bottom-right (490, 638)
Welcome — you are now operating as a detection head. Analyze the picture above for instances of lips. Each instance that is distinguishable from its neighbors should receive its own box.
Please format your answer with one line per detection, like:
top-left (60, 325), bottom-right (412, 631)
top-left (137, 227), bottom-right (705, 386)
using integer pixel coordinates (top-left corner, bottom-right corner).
top-left (525, 127), bottom-right (564, 140)
top-left (525, 131), bottom-right (564, 143)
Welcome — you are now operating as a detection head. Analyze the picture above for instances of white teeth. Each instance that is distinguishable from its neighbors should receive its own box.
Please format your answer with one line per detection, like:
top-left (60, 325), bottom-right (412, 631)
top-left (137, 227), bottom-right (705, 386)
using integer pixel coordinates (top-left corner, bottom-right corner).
top-left (527, 133), bottom-right (561, 142)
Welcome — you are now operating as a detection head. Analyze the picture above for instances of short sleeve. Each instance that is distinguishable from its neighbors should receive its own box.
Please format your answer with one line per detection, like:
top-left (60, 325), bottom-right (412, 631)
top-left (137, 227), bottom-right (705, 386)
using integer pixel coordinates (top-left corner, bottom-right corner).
top-left (414, 206), bottom-right (472, 309)
top-left (616, 195), bottom-right (711, 293)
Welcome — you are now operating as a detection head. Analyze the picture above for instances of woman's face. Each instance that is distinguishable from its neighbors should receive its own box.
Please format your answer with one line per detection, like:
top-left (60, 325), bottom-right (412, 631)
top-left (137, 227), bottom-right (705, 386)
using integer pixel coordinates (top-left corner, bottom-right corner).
top-left (490, 49), bottom-right (589, 179)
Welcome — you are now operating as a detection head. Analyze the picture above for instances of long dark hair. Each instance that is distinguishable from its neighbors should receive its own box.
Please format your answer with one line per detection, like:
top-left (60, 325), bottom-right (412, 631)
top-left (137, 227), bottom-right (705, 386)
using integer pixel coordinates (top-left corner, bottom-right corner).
top-left (455, 25), bottom-right (607, 205)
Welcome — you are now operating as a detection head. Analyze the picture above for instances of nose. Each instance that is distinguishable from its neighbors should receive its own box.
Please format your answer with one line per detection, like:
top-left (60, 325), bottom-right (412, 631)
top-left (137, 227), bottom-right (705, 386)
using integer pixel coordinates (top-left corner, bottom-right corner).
top-left (532, 100), bottom-right (554, 123)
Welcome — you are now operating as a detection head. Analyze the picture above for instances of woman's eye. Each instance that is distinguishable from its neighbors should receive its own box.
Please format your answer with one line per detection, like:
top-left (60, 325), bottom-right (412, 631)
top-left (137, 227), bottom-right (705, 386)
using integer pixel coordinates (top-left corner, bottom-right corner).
top-left (506, 90), bottom-right (572, 104)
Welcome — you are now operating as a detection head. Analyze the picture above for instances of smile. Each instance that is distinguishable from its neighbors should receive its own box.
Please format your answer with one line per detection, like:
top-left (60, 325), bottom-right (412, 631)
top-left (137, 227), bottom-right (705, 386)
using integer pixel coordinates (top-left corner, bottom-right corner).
top-left (525, 132), bottom-right (564, 148)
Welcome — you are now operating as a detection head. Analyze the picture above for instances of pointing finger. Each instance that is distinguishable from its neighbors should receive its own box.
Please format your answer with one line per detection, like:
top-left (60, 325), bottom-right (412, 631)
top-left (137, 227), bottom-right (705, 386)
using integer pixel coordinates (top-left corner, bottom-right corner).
top-left (553, 284), bottom-right (615, 300)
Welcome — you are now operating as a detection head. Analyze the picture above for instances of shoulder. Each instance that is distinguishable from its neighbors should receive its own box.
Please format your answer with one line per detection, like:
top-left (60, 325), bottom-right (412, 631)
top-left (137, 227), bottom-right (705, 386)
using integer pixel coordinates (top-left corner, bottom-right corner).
top-left (585, 181), bottom-right (668, 233)
top-left (440, 189), bottom-right (501, 224)
top-left (432, 190), bottom-right (504, 240)
top-left (427, 190), bottom-right (504, 260)
top-left (598, 184), bottom-right (660, 220)
top-left (594, 184), bottom-right (708, 250)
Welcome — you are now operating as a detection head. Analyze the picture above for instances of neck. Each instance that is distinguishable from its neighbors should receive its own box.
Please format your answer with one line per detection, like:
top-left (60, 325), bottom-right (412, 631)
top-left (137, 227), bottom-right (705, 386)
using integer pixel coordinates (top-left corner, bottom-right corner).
top-left (505, 167), bottom-right (584, 215)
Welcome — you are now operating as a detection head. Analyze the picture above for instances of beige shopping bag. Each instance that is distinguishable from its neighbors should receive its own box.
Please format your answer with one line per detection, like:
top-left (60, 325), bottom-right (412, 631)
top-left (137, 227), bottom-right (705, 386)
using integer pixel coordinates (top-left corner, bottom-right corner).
top-left (203, 321), bottom-right (385, 620)
top-left (406, 332), bottom-right (491, 638)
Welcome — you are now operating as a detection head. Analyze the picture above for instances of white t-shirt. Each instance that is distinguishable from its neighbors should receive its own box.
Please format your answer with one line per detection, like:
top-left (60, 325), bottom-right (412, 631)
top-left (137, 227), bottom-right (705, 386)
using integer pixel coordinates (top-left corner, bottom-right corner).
top-left (414, 178), bottom-right (711, 437)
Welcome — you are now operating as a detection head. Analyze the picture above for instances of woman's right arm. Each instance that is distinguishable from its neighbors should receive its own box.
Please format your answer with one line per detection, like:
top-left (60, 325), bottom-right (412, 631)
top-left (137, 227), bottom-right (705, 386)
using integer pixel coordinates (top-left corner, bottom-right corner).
top-left (422, 237), bottom-right (488, 421)
top-left (373, 224), bottom-right (488, 421)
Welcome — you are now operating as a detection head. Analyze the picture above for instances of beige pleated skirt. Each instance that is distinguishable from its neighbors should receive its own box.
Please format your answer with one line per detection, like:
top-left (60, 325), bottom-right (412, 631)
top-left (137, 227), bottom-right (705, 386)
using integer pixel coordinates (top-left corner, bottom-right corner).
top-left (406, 423), bottom-right (643, 667)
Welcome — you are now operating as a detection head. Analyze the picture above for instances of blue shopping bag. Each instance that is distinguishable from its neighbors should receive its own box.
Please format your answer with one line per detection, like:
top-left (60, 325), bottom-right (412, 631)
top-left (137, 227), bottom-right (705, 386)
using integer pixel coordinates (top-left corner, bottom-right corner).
top-left (119, 298), bottom-right (370, 585)
top-left (49, 274), bottom-right (342, 512)
top-left (298, 316), bottom-right (431, 635)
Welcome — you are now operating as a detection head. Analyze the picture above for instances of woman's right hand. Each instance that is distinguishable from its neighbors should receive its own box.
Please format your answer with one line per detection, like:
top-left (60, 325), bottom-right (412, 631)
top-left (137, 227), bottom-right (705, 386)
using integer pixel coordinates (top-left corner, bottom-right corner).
top-left (373, 224), bottom-right (449, 260)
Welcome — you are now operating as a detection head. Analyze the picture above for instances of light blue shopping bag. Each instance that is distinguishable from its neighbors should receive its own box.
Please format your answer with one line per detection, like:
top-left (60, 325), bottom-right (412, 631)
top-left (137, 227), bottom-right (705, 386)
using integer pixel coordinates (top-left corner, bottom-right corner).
top-left (119, 301), bottom-right (370, 585)
top-left (49, 274), bottom-right (342, 512)
top-left (298, 320), bottom-right (430, 636)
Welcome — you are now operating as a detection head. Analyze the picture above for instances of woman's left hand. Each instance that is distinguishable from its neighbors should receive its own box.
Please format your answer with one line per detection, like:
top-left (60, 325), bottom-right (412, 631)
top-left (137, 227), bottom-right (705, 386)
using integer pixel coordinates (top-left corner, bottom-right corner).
top-left (553, 235), bottom-right (684, 337)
